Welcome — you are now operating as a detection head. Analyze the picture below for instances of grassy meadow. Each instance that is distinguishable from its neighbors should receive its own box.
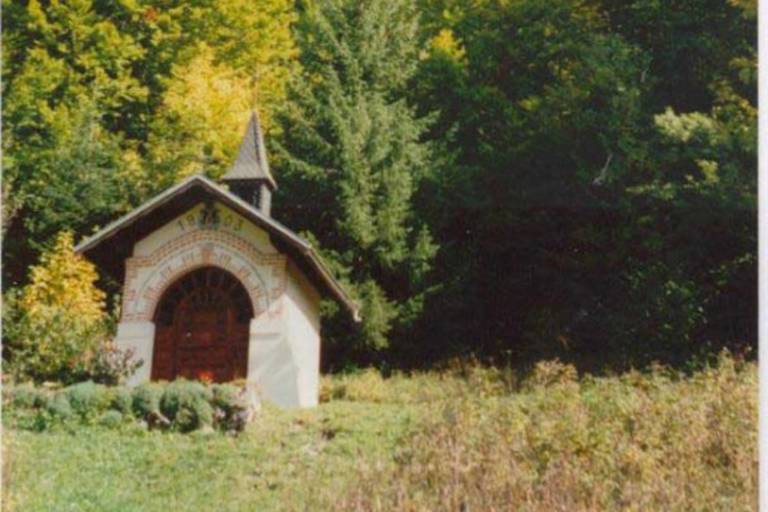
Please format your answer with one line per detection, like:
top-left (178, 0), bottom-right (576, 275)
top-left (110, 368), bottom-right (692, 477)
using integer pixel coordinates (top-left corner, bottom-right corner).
top-left (2, 354), bottom-right (757, 511)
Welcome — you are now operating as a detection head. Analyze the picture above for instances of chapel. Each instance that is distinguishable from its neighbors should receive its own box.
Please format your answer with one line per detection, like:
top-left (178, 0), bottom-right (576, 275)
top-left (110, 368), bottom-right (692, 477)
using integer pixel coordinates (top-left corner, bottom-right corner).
top-left (75, 112), bottom-right (359, 408)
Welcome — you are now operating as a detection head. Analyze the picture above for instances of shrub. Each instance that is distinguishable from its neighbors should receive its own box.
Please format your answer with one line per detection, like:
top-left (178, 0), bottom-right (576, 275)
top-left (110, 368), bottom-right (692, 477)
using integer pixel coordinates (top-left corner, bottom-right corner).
top-left (64, 381), bottom-right (111, 420)
top-left (337, 354), bottom-right (757, 511)
top-left (9, 383), bottom-right (48, 408)
top-left (109, 387), bottom-right (133, 415)
top-left (6, 379), bottom-right (255, 433)
top-left (318, 375), bottom-right (336, 403)
top-left (45, 392), bottom-right (73, 420)
top-left (211, 383), bottom-right (250, 432)
top-left (131, 382), bottom-right (164, 418)
top-left (98, 410), bottom-right (124, 428)
top-left (523, 359), bottom-right (579, 390)
top-left (81, 342), bottom-right (143, 385)
top-left (159, 380), bottom-right (214, 432)
top-left (333, 368), bottom-right (388, 402)
top-left (2, 232), bottom-right (109, 384)
top-left (211, 383), bottom-right (240, 411)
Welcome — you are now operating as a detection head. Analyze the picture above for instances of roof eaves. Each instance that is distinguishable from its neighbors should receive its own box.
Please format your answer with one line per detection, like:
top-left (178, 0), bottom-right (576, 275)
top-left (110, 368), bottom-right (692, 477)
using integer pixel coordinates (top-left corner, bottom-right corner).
top-left (75, 174), bottom-right (359, 319)
top-left (74, 174), bottom-right (204, 254)
top-left (199, 177), bottom-right (308, 250)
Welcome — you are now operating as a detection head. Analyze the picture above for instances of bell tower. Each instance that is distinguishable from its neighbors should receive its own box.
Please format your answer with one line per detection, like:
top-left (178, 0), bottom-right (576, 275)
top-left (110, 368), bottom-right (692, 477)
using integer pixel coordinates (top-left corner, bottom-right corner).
top-left (222, 111), bottom-right (277, 216)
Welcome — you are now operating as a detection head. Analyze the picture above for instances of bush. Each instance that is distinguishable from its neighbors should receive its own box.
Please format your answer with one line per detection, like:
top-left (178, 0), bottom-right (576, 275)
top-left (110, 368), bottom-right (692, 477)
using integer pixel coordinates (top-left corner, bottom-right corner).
top-left (159, 380), bottom-right (214, 432)
top-left (3, 295), bottom-right (107, 384)
top-left (6, 379), bottom-right (254, 433)
top-left (63, 381), bottom-right (112, 421)
top-left (329, 368), bottom-right (388, 403)
top-left (131, 382), bottom-right (164, 419)
top-left (98, 410), bottom-right (124, 428)
top-left (2, 233), bottom-right (109, 384)
top-left (45, 393), bottom-right (73, 420)
top-left (109, 387), bottom-right (133, 415)
top-left (80, 342), bottom-right (143, 385)
top-left (338, 354), bottom-right (757, 511)
top-left (9, 383), bottom-right (48, 408)
top-left (211, 383), bottom-right (250, 432)
top-left (211, 383), bottom-right (240, 412)
top-left (523, 359), bottom-right (579, 390)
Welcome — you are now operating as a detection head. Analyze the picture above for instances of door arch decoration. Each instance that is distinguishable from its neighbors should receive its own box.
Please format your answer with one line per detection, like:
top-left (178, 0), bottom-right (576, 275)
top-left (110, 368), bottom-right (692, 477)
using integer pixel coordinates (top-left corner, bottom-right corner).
top-left (151, 266), bottom-right (254, 382)
top-left (121, 225), bottom-right (287, 323)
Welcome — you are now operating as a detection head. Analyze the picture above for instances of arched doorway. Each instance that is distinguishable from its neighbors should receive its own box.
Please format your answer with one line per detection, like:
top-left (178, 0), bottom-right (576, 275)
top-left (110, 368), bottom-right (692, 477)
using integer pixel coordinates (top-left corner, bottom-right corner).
top-left (152, 266), bottom-right (254, 382)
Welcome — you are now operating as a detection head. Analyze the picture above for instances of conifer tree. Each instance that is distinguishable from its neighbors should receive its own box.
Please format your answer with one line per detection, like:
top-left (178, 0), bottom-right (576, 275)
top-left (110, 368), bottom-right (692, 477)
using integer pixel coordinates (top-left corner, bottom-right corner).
top-left (275, 0), bottom-right (437, 354)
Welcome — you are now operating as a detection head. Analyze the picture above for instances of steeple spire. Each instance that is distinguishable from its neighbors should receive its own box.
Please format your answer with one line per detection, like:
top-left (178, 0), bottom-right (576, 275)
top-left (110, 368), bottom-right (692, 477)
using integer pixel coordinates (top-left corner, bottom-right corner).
top-left (222, 111), bottom-right (276, 215)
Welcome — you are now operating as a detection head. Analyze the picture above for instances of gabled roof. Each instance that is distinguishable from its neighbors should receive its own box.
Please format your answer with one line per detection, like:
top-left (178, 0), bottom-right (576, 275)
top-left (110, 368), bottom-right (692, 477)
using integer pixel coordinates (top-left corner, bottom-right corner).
top-left (75, 175), bottom-right (359, 320)
top-left (221, 111), bottom-right (277, 189)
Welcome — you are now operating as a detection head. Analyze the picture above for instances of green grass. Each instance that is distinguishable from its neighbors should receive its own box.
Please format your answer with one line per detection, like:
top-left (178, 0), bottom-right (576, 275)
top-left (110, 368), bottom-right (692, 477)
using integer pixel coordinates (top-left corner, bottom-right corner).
top-left (3, 400), bottom-right (420, 512)
top-left (3, 355), bottom-right (758, 511)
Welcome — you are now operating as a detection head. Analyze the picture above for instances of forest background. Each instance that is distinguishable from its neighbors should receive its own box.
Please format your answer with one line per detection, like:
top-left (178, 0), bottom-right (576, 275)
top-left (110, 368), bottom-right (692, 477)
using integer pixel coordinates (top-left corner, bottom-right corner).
top-left (2, 0), bottom-right (757, 377)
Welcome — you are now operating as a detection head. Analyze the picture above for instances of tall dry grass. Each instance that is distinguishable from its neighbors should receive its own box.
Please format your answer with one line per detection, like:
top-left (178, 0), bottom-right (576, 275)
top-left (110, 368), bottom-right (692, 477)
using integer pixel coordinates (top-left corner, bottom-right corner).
top-left (332, 353), bottom-right (757, 511)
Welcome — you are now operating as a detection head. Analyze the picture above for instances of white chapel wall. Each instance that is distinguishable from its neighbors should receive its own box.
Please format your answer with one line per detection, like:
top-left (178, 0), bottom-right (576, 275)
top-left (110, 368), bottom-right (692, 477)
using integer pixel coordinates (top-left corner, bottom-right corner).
top-left (114, 200), bottom-right (323, 408)
top-left (284, 259), bottom-right (323, 407)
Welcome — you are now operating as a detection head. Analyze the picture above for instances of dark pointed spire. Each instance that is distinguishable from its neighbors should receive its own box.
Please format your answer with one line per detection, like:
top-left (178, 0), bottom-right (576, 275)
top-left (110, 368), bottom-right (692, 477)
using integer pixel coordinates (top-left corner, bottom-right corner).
top-left (222, 111), bottom-right (276, 215)
top-left (222, 110), bottom-right (277, 189)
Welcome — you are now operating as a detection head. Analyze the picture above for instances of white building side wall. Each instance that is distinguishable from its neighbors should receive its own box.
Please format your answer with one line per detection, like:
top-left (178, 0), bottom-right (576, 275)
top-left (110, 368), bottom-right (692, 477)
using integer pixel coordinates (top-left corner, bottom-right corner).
top-left (112, 200), bottom-right (323, 408)
top-left (283, 260), bottom-right (323, 407)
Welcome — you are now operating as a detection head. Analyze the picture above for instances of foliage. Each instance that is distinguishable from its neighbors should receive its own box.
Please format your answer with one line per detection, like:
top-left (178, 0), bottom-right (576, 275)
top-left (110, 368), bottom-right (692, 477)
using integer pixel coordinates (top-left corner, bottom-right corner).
top-left (98, 410), bottom-right (125, 429)
top-left (211, 383), bottom-right (251, 432)
top-left (2, 0), bottom-right (757, 372)
top-left (275, 0), bottom-right (438, 353)
top-left (2, 0), bottom-right (299, 284)
top-left (3, 356), bottom-right (757, 511)
top-left (110, 387), bottom-right (134, 416)
top-left (64, 381), bottom-right (112, 421)
top-left (131, 382), bottom-right (164, 418)
top-left (336, 354), bottom-right (757, 511)
top-left (146, 45), bottom-right (255, 183)
top-left (158, 380), bottom-right (215, 432)
top-left (4, 379), bottom-right (253, 434)
top-left (3, 232), bottom-right (109, 384)
top-left (5, 383), bottom-right (47, 409)
top-left (80, 342), bottom-right (144, 386)
top-left (398, 0), bottom-right (756, 369)
top-left (20, 231), bottom-right (105, 324)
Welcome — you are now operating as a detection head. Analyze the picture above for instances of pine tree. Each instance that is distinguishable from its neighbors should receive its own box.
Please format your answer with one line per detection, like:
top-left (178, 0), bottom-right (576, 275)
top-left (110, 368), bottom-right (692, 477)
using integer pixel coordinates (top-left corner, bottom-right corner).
top-left (275, 0), bottom-right (438, 354)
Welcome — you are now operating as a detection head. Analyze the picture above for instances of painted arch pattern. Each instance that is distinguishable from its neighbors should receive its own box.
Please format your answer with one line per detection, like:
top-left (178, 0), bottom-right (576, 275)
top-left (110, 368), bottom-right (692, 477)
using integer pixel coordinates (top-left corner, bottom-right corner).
top-left (120, 227), bottom-right (286, 323)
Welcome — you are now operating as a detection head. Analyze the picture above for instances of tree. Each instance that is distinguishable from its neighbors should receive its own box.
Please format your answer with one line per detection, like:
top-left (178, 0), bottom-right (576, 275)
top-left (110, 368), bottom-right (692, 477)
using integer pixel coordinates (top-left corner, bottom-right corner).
top-left (146, 44), bottom-right (255, 186)
top-left (407, 0), bottom-right (756, 369)
top-left (275, 0), bottom-right (438, 357)
top-left (4, 231), bottom-right (108, 382)
top-left (2, 0), bottom-right (299, 286)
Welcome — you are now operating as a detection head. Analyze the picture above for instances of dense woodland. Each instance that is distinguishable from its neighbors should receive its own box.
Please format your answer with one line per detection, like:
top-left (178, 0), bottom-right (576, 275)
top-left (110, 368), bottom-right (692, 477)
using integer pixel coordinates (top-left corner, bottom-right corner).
top-left (2, 0), bottom-right (756, 376)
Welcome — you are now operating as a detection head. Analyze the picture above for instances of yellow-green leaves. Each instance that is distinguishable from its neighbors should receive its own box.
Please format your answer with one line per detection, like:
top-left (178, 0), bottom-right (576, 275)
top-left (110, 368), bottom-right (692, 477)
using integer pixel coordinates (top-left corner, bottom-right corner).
top-left (148, 44), bottom-right (254, 180)
top-left (22, 231), bottom-right (106, 325)
top-left (4, 231), bottom-right (108, 383)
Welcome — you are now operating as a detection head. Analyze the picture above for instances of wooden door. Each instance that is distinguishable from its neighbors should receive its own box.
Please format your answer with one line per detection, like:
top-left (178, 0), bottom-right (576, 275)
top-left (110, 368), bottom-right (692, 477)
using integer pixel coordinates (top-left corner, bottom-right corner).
top-left (152, 267), bottom-right (253, 382)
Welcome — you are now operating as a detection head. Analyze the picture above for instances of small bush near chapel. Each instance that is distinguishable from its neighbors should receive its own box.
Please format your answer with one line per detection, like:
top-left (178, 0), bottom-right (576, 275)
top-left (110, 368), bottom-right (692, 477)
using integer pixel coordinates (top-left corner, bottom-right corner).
top-left (159, 380), bottom-right (215, 432)
top-left (131, 382), bottom-right (164, 418)
top-left (3, 380), bottom-right (252, 434)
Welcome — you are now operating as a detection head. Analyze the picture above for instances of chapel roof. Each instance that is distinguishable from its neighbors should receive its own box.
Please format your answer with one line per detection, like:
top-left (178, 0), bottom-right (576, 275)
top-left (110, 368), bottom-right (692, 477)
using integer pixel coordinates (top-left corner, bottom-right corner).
top-left (221, 111), bottom-right (277, 189)
top-left (75, 174), bottom-right (359, 320)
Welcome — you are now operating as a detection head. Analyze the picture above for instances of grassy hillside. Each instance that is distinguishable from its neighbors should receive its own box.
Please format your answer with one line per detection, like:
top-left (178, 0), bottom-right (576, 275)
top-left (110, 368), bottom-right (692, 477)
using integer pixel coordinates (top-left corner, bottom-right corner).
top-left (2, 354), bottom-right (757, 511)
